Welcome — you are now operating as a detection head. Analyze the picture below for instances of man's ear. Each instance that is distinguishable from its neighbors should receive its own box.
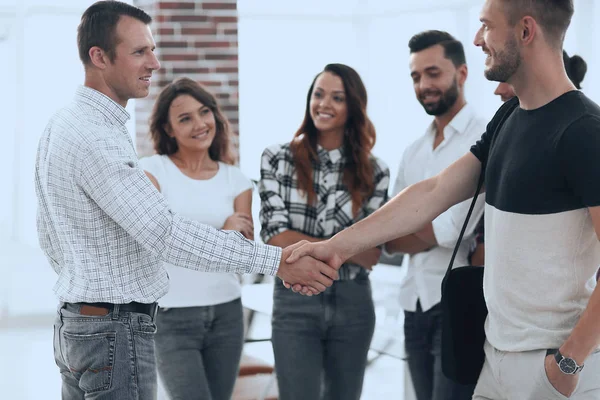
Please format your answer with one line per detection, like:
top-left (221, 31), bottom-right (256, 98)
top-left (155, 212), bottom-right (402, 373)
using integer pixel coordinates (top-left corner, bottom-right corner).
top-left (88, 46), bottom-right (110, 70)
top-left (457, 64), bottom-right (468, 87)
top-left (520, 16), bottom-right (537, 46)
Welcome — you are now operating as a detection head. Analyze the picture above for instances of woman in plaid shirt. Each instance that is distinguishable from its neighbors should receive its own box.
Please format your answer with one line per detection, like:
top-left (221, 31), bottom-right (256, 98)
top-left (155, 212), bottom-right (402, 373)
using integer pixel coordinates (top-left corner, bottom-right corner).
top-left (259, 63), bottom-right (390, 400)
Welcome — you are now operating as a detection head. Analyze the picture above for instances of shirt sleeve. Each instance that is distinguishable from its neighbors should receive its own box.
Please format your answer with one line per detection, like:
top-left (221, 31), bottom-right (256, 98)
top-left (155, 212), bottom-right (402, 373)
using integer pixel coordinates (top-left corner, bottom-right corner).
top-left (471, 97), bottom-right (519, 166)
top-left (559, 115), bottom-right (600, 207)
top-left (229, 165), bottom-right (254, 197)
top-left (431, 193), bottom-right (485, 248)
top-left (78, 137), bottom-right (281, 276)
top-left (258, 145), bottom-right (291, 244)
top-left (363, 158), bottom-right (390, 217)
top-left (392, 149), bottom-right (408, 197)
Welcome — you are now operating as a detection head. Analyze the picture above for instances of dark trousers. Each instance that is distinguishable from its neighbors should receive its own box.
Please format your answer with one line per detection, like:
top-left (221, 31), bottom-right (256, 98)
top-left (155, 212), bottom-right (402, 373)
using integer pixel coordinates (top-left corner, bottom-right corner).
top-left (154, 298), bottom-right (244, 400)
top-left (404, 301), bottom-right (476, 400)
top-left (271, 275), bottom-right (375, 400)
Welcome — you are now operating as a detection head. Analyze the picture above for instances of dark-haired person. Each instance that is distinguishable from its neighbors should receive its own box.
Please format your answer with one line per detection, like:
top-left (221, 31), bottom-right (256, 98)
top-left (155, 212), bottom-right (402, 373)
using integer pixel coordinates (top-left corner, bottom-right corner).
top-left (139, 78), bottom-right (251, 400)
top-left (470, 49), bottom-right (588, 267)
top-left (258, 63), bottom-right (390, 400)
top-left (493, 50), bottom-right (587, 102)
top-left (287, 0), bottom-right (600, 398)
top-left (35, 1), bottom-right (338, 398)
top-left (384, 30), bottom-right (485, 400)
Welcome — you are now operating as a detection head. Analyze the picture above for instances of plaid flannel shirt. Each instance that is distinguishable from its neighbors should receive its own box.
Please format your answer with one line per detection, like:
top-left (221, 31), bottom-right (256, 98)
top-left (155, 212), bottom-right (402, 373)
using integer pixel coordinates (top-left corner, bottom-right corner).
top-left (259, 142), bottom-right (390, 280)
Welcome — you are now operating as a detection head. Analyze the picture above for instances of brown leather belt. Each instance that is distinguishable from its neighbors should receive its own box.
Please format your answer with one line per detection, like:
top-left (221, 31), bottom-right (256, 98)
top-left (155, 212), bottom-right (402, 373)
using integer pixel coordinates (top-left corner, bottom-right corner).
top-left (71, 302), bottom-right (158, 318)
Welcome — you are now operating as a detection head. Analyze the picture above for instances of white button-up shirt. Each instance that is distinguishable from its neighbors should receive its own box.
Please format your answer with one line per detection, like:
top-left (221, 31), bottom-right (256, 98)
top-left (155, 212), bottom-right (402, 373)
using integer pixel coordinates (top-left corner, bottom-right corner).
top-left (393, 104), bottom-right (486, 312)
top-left (35, 86), bottom-right (281, 304)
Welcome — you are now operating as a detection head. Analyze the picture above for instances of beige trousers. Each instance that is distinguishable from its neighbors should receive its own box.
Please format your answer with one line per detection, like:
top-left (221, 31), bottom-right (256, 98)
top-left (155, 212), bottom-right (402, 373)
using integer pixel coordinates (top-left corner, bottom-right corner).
top-left (473, 340), bottom-right (600, 400)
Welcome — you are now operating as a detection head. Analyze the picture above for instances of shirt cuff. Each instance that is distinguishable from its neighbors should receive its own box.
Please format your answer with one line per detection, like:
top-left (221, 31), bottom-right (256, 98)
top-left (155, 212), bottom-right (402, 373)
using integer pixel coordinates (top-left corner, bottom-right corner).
top-left (247, 242), bottom-right (282, 276)
top-left (431, 213), bottom-right (458, 248)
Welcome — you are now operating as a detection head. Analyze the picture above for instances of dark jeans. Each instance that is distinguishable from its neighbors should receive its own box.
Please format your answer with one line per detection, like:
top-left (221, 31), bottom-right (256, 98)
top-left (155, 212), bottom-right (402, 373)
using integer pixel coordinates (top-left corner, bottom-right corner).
top-left (53, 302), bottom-right (158, 400)
top-left (404, 301), bottom-right (476, 400)
top-left (154, 298), bottom-right (244, 400)
top-left (271, 275), bottom-right (375, 400)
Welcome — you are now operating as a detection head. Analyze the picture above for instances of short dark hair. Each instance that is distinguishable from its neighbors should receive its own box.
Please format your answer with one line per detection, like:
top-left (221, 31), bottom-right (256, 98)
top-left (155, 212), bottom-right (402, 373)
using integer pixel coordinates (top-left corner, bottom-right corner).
top-left (77, 1), bottom-right (152, 66)
top-left (408, 30), bottom-right (466, 67)
top-left (563, 50), bottom-right (587, 89)
top-left (501, 0), bottom-right (574, 47)
top-left (149, 77), bottom-right (234, 165)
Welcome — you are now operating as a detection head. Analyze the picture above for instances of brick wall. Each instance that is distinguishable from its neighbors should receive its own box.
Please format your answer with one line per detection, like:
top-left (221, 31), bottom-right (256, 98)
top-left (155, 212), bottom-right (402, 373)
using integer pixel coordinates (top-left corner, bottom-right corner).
top-left (134, 0), bottom-right (239, 161)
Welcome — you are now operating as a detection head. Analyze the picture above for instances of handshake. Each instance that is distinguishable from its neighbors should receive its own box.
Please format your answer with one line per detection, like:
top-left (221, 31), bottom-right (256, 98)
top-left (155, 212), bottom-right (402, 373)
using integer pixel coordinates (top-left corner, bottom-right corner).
top-left (275, 240), bottom-right (346, 296)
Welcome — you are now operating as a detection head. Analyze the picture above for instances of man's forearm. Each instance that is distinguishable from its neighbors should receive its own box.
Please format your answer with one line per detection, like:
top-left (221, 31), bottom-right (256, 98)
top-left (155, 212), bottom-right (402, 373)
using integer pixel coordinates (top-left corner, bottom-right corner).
top-left (330, 177), bottom-right (444, 262)
top-left (268, 230), bottom-right (379, 266)
top-left (328, 153), bottom-right (481, 262)
top-left (385, 234), bottom-right (433, 255)
top-left (560, 284), bottom-right (600, 364)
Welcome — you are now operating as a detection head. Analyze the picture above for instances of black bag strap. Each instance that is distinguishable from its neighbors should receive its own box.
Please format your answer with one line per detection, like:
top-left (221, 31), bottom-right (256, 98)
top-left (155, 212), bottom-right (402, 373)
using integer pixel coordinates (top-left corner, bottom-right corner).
top-left (442, 100), bottom-right (519, 285)
top-left (443, 166), bottom-right (485, 281)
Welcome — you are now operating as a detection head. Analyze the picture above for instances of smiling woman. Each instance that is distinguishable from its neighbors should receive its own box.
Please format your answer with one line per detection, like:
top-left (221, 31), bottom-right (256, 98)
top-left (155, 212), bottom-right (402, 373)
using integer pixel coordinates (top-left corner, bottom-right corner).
top-left (138, 77), bottom-right (253, 400)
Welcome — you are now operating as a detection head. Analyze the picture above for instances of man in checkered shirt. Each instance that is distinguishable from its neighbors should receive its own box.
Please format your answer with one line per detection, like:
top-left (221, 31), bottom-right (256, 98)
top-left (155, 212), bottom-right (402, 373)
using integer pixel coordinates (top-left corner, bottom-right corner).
top-left (35, 2), bottom-right (338, 398)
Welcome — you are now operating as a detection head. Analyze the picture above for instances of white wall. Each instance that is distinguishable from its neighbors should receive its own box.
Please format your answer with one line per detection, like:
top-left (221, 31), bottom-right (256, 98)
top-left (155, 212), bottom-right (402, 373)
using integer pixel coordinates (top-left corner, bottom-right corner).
top-left (238, 0), bottom-right (600, 187)
top-left (0, 0), bottom-right (136, 315)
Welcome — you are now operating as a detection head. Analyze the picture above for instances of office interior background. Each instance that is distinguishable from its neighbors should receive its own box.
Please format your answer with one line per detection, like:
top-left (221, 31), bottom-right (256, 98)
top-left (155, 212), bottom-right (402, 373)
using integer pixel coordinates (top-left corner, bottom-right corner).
top-left (0, 0), bottom-right (598, 399)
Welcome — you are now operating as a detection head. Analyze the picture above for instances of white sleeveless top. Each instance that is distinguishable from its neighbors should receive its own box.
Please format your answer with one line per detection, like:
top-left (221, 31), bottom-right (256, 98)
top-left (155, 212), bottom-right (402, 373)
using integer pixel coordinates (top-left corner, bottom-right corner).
top-left (139, 154), bottom-right (253, 307)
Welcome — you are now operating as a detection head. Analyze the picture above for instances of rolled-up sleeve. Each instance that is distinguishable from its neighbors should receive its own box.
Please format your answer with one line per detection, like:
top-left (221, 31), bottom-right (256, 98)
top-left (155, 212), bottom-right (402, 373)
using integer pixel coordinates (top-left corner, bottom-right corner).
top-left (258, 145), bottom-right (291, 244)
top-left (432, 194), bottom-right (485, 248)
top-left (78, 138), bottom-right (281, 276)
top-left (364, 158), bottom-right (390, 217)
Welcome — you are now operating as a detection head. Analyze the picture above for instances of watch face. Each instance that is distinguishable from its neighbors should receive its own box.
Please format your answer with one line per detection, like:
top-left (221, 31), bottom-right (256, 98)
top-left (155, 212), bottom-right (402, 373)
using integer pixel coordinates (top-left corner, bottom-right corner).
top-left (559, 358), bottom-right (578, 374)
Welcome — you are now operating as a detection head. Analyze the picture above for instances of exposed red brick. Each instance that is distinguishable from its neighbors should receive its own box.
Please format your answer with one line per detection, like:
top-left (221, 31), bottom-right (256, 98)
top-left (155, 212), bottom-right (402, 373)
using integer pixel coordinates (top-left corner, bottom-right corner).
top-left (135, 1), bottom-right (240, 160)
top-left (205, 54), bottom-right (238, 61)
top-left (172, 67), bottom-right (211, 74)
top-left (157, 41), bottom-right (188, 48)
top-left (200, 81), bottom-right (223, 87)
top-left (181, 27), bottom-right (218, 35)
top-left (157, 27), bottom-right (175, 35)
top-left (162, 54), bottom-right (199, 61)
top-left (211, 16), bottom-right (237, 24)
top-left (221, 105), bottom-right (238, 112)
top-left (202, 2), bottom-right (236, 10)
top-left (195, 41), bottom-right (231, 48)
top-left (170, 15), bottom-right (209, 23)
top-left (215, 66), bottom-right (238, 73)
top-left (159, 2), bottom-right (195, 9)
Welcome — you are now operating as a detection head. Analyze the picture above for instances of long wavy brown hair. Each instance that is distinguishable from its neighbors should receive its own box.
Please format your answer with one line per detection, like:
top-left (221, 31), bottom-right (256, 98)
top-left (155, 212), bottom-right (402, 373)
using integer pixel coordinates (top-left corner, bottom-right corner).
top-left (291, 63), bottom-right (376, 216)
top-left (149, 77), bottom-right (234, 165)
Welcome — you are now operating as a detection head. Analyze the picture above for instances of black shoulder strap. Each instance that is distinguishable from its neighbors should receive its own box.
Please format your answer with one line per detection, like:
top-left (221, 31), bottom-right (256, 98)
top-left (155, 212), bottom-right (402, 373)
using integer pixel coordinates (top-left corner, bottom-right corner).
top-left (443, 100), bottom-right (518, 282)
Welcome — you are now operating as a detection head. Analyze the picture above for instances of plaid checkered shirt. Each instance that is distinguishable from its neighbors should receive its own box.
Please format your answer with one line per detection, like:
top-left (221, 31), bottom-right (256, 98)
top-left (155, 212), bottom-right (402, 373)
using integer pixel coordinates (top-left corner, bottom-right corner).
top-left (35, 86), bottom-right (281, 304)
top-left (259, 142), bottom-right (390, 280)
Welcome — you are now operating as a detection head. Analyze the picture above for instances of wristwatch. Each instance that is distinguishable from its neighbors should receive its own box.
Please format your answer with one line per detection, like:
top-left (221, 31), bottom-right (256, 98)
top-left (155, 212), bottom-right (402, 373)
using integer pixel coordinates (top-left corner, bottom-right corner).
top-left (547, 349), bottom-right (585, 375)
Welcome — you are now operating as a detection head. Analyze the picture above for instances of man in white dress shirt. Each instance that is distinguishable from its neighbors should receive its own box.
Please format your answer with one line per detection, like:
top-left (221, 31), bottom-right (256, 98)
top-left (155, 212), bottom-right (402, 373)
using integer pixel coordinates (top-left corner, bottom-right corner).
top-left (385, 30), bottom-right (486, 400)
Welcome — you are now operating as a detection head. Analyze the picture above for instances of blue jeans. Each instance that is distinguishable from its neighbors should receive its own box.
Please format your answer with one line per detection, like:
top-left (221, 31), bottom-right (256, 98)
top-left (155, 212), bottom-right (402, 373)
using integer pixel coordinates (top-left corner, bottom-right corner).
top-left (154, 298), bottom-right (244, 400)
top-left (404, 301), bottom-right (475, 400)
top-left (53, 302), bottom-right (158, 399)
top-left (271, 274), bottom-right (375, 400)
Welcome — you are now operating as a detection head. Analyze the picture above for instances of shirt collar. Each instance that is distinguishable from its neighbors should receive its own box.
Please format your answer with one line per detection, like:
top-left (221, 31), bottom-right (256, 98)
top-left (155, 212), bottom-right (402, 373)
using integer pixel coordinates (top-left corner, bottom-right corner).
top-left (426, 103), bottom-right (475, 138)
top-left (317, 144), bottom-right (344, 165)
top-left (74, 85), bottom-right (130, 127)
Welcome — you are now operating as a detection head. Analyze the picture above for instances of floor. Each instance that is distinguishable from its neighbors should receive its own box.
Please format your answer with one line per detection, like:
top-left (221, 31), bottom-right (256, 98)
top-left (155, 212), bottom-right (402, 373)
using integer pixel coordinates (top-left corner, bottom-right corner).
top-left (0, 264), bottom-right (409, 399)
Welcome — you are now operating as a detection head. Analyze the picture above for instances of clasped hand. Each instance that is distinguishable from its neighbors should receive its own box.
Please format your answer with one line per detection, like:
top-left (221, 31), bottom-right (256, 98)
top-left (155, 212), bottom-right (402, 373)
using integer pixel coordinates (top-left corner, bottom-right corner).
top-left (276, 240), bottom-right (345, 296)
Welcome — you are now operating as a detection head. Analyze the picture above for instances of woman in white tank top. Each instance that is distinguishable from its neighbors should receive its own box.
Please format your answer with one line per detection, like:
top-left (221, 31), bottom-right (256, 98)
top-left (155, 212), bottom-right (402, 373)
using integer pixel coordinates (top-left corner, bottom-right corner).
top-left (139, 77), bottom-right (253, 400)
